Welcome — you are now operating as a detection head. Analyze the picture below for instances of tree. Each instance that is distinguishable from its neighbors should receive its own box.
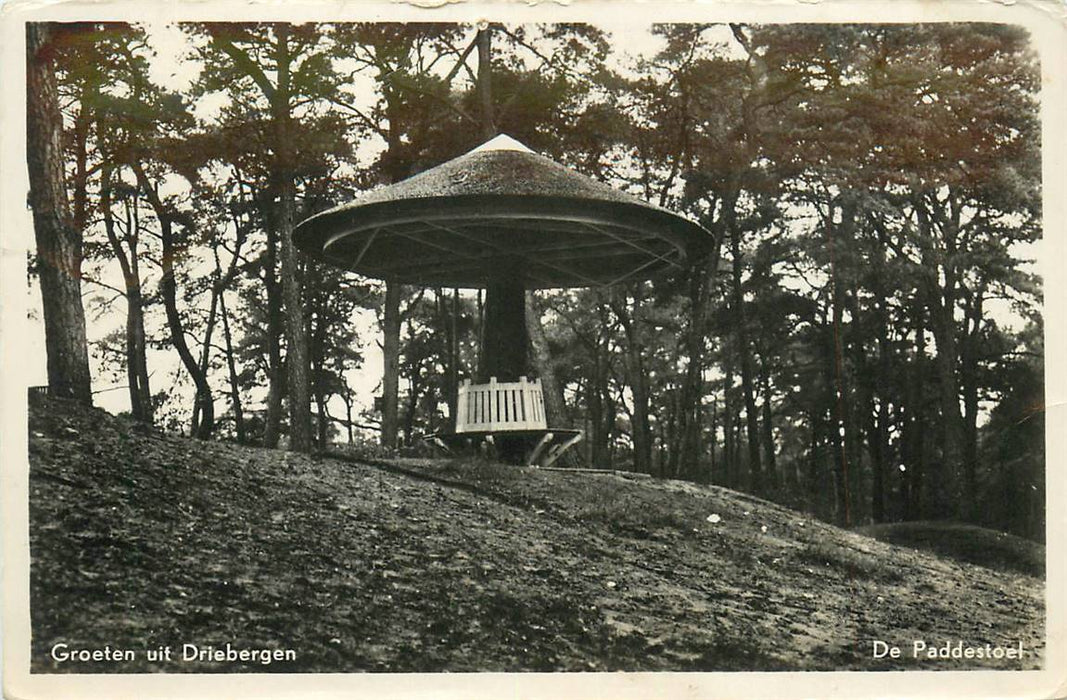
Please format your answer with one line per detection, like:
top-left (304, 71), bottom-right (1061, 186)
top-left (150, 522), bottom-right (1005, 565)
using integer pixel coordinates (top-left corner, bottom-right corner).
top-left (26, 23), bottom-right (93, 404)
top-left (49, 23), bottom-right (157, 422)
top-left (198, 23), bottom-right (339, 452)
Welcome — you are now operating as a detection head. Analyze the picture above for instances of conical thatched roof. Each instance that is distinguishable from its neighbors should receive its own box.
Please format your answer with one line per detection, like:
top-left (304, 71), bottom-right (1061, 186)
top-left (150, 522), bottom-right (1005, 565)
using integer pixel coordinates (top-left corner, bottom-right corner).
top-left (294, 135), bottom-right (712, 289)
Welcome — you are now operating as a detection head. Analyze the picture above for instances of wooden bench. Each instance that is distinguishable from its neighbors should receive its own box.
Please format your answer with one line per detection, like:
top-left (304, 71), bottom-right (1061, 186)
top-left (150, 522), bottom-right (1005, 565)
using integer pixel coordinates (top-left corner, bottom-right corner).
top-left (427, 377), bottom-right (583, 466)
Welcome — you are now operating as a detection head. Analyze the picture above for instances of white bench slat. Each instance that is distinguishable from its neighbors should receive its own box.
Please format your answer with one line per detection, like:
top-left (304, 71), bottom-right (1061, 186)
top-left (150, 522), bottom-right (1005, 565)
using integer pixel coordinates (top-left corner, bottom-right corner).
top-left (456, 377), bottom-right (548, 433)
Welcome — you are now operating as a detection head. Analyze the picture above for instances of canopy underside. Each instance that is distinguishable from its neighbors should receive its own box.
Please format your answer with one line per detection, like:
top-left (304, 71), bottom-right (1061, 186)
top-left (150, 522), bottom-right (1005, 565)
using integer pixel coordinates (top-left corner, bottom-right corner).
top-left (313, 211), bottom-right (687, 289)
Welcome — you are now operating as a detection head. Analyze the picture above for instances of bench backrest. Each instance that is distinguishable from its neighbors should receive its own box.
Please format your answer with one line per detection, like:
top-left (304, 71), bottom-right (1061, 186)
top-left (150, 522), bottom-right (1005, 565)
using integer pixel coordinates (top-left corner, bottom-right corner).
top-left (455, 377), bottom-right (547, 433)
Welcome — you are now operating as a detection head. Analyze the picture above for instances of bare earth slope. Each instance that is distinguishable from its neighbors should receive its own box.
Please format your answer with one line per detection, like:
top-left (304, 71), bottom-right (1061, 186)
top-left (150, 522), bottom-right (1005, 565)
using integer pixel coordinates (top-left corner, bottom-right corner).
top-left (26, 396), bottom-right (1044, 673)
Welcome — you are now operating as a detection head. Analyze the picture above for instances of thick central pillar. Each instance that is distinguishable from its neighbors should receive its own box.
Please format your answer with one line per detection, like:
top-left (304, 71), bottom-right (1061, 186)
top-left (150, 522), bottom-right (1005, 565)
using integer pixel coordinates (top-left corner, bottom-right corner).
top-left (479, 259), bottom-right (528, 383)
top-left (478, 260), bottom-right (529, 464)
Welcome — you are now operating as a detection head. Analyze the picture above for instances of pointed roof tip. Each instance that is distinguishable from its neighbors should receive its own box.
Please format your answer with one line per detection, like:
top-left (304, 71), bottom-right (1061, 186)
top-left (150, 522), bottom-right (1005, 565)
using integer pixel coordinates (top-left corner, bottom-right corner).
top-left (471, 133), bottom-right (536, 154)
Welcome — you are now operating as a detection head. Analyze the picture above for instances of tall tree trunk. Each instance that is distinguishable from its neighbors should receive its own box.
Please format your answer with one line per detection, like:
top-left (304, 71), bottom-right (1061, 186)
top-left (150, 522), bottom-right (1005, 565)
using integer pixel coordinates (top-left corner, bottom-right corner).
top-left (26, 23), bottom-right (93, 404)
top-left (960, 284), bottom-right (985, 521)
top-left (916, 193), bottom-right (964, 518)
top-left (277, 180), bottom-right (311, 451)
top-left (928, 282), bottom-right (964, 518)
top-left (377, 81), bottom-right (407, 449)
top-left (708, 396), bottom-right (718, 484)
top-left (674, 225), bottom-right (722, 480)
top-left (437, 288), bottom-right (460, 424)
top-left (827, 198), bottom-right (861, 525)
top-left (622, 308), bottom-right (654, 476)
top-left (868, 248), bottom-right (893, 523)
top-left (758, 352), bottom-right (777, 491)
top-left (314, 358), bottom-right (328, 448)
top-left (903, 299), bottom-right (931, 519)
top-left (586, 342), bottom-right (611, 468)
top-left (807, 407), bottom-right (824, 517)
top-left (476, 27), bottom-right (496, 140)
top-left (824, 301), bottom-right (850, 525)
top-left (676, 263), bottom-right (709, 480)
top-left (128, 217), bottom-right (152, 423)
top-left (274, 25), bottom-right (313, 454)
top-left (381, 279), bottom-right (401, 449)
top-left (723, 361), bottom-right (736, 488)
top-left (262, 217), bottom-right (284, 448)
top-left (729, 203), bottom-right (762, 493)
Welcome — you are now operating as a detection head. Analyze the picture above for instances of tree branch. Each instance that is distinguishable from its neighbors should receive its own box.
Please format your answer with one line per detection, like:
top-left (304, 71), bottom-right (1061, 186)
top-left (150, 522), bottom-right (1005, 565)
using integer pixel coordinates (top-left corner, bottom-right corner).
top-left (207, 28), bottom-right (278, 103)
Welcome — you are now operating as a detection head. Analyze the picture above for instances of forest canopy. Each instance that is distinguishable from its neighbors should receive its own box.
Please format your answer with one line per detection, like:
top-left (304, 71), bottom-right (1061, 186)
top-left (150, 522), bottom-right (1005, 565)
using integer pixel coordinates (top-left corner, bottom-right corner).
top-left (27, 21), bottom-right (1043, 539)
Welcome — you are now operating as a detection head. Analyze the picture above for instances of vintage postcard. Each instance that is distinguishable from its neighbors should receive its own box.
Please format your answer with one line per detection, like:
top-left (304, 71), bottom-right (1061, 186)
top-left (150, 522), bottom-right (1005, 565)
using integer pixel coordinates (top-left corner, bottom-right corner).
top-left (1, 0), bottom-right (1064, 698)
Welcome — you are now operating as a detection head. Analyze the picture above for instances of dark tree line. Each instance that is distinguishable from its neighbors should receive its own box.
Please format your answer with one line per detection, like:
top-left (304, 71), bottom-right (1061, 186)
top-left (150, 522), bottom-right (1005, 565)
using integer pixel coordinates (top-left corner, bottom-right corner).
top-left (27, 22), bottom-right (1043, 539)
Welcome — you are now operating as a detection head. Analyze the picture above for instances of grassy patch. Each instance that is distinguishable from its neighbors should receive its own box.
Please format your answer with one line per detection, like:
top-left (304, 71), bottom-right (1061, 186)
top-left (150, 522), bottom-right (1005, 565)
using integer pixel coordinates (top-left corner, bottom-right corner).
top-left (797, 541), bottom-right (905, 583)
top-left (856, 521), bottom-right (1044, 577)
top-left (437, 456), bottom-right (521, 486)
top-left (573, 483), bottom-right (694, 534)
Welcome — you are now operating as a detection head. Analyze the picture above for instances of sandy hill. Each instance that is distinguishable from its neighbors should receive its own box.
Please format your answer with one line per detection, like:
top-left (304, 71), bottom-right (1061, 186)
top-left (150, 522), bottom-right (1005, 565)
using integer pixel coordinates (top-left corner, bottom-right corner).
top-left (26, 395), bottom-right (1044, 673)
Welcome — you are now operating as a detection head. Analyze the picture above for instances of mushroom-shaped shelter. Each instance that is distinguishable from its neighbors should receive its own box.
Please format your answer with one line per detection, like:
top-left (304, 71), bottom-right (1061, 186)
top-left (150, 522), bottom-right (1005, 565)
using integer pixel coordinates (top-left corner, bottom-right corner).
top-left (294, 134), bottom-right (712, 385)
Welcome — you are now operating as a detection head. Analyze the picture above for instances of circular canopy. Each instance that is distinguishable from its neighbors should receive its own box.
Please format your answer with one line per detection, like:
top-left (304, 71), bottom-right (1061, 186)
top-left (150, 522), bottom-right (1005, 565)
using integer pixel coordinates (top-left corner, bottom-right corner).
top-left (293, 135), bottom-right (713, 289)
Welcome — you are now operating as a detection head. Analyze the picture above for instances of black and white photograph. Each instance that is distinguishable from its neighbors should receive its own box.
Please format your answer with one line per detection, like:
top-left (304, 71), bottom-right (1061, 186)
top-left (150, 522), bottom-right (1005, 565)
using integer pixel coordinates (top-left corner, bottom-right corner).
top-left (2, 2), bottom-right (1064, 698)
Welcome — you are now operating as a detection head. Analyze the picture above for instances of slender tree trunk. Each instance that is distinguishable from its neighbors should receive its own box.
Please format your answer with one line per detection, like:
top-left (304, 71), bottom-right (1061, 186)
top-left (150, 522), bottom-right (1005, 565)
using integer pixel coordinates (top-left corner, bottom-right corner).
top-left (677, 263), bottom-right (709, 480)
top-left (723, 362), bottom-right (736, 488)
top-left (128, 221), bottom-right (152, 423)
top-left (708, 396), bottom-right (718, 484)
top-left (381, 279), bottom-right (401, 449)
top-left (438, 288), bottom-right (460, 423)
top-left (314, 359), bottom-right (328, 448)
top-left (26, 23), bottom-right (93, 405)
top-left (827, 199), bottom-right (862, 525)
top-left (621, 309), bottom-right (653, 476)
top-left (824, 301), bottom-right (850, 526)
top-left (525, 292), bottom-right (582, 466)
top-left (403, 340), bottom-right (422, 445)
top-left (191, 285), bottom-right (220, 433)
top-left (100, 171), bottom-right (152, 423)
top-left (730, 206), bottom-right (763, 493)
top-left (869, 255), bottom-right (893, 523)
top-left (903, 300), bottom-right (930, 519)
top-left (960, 285), bottom-right (985, 521)
top-left (586, 340), bottom-right (612, 467)
top-left (218, 287), bottom-right (246, 444)
top-left (759, 353), bottom-right (777, 492)
top-left (133, 164), bottom-right (214, 438)
top-left (263, 218), bottom-right (284, 448)
top-left (674, 229), bottom-right (722, 480)
top-left (342, 387), bottom-right (354, 444)
top-left (807, 409), bottom-right (823, 516)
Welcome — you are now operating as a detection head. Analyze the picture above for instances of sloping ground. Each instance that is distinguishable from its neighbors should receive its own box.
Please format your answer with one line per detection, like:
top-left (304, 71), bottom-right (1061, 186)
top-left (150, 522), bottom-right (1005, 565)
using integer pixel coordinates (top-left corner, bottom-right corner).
top-left (26, 396), bottom-right (1044, 673)
top-left (856, 521), bottom-right (1044, 577)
